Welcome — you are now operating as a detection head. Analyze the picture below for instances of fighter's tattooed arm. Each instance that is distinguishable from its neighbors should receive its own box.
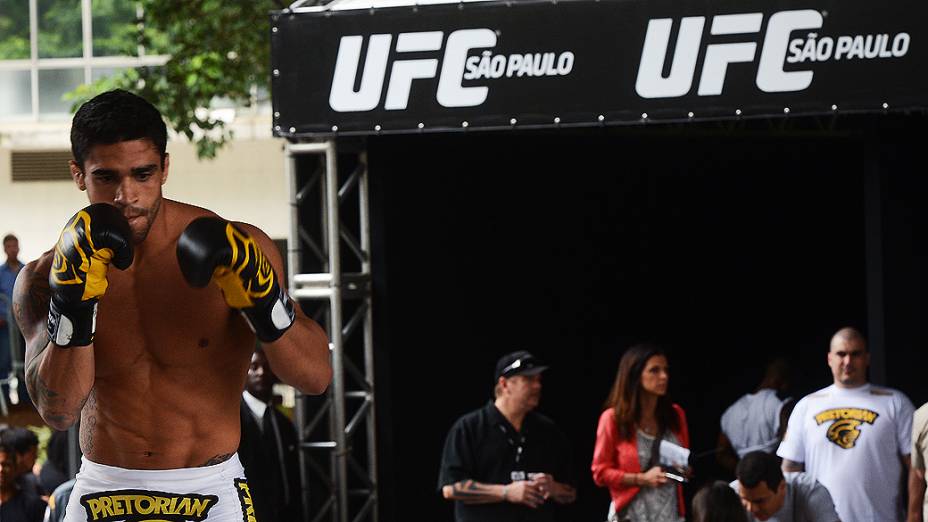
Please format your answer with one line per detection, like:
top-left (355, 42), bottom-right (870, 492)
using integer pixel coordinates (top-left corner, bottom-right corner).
top-left (13, 260), bottom-right (53, 404)
top-left (13, 256), bottom-right (95, 430)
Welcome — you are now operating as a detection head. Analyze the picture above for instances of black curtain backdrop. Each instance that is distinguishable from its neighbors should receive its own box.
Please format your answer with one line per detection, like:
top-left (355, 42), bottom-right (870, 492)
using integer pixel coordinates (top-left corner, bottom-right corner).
top-left (361, 115), bottom-right (926, 522)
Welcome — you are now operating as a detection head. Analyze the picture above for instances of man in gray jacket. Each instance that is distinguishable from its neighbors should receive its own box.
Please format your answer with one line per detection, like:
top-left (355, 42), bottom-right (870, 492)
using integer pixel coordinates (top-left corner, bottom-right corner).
top-left (732, 451), bottom-right (840, 522)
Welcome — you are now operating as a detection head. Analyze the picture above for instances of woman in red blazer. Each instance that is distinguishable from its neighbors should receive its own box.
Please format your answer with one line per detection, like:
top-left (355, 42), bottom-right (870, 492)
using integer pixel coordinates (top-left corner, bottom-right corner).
top-left (591, 344), bottom-right (689, 522)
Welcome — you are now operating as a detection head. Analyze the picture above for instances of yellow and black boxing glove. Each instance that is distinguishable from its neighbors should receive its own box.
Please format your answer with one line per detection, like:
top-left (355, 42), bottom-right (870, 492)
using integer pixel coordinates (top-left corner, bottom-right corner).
top-left (176, 217), bottom-right (295, 342)
top-left (48, 203), bottom-right (134, 347)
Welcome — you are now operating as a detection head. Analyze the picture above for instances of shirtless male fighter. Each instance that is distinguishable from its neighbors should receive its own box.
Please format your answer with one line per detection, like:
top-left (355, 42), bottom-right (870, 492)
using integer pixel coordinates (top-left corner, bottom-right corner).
top-left (12, 89), bottom-right (332, 521)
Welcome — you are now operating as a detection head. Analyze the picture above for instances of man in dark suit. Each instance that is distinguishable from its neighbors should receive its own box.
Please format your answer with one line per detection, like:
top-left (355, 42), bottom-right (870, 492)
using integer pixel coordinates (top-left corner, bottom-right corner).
top-left (239, 346), bottom-right (302, 522)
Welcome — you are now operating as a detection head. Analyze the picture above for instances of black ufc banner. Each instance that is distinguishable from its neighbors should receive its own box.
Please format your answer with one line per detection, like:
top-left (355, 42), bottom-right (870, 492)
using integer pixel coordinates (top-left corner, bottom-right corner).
top-left (270, 0), bottom-right (928, 137)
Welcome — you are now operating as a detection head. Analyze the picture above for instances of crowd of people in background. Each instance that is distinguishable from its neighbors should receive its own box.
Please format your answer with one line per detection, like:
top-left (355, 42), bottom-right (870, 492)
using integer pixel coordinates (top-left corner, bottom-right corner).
top-left (438, 326), bottom-right (927, 522)
top-left (3, 226), bottom-right (926, 521)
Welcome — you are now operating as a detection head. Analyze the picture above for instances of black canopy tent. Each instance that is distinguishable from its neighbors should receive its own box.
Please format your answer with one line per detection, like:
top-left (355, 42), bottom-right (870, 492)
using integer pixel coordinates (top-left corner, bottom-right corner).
top-left (270, 2), bottom-right (928, 521)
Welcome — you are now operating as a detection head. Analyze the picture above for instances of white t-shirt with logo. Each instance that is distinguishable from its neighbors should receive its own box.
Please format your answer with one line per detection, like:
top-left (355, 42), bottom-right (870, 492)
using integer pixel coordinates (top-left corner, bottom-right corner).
top-left (777, 383), bottom-right (914, 522)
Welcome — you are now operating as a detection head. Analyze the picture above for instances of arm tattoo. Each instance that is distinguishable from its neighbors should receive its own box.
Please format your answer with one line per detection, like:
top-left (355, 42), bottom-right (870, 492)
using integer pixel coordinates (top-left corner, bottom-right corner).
top-left (24, 351), bottom-right (50, 410)
top-left (14, 258), bottom-right (80, 427)
top-left (12, 263), bottom-right (51, 342)
top-left (200, 453), bottom-right (234, 467)
top-left (80, 388), bottom-right (97, 456)
top-left (35, 374), bottom-right (75, 427)
top-left (14, 263), bottom-right (54, 408)
top-left (448, 480), bottom-right (501, 504)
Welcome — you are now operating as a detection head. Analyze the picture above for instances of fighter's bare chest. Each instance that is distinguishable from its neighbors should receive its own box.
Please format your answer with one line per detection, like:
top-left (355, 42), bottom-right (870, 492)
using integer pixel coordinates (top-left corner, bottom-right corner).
top-left (91, 256), bottom-right (248, 370)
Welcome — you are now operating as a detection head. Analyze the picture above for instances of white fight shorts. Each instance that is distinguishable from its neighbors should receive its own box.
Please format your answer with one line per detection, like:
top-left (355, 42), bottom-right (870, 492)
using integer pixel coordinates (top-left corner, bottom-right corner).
top-left (62, 455), bottom-right (256, 522)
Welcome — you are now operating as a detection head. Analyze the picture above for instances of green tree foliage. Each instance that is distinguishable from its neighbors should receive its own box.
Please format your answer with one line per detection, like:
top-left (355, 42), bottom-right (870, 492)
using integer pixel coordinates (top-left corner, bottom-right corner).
top-left (38, 0), bottom-right (83, 58)
top-left (92, 0), bottom-right (140, 57)
top-left (70, 0), bottom-right (278, 159)
top-left (0, 0), bottom-right (30, 60)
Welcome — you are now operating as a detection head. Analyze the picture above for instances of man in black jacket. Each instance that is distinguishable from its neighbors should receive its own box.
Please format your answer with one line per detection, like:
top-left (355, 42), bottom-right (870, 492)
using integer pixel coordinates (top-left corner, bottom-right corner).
top-left (239, 346), bottom-right (302, 522)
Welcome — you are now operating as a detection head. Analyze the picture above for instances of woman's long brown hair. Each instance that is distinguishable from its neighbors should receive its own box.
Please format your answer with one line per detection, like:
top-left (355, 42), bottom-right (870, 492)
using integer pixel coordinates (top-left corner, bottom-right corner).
top-left (603, 344), bottom-right (680, 440)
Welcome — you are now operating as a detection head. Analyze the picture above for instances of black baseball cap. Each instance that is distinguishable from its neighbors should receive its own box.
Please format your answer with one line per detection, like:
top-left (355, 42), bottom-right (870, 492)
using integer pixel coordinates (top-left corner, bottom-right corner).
top-left (495, 351), bottom-right (548, 381)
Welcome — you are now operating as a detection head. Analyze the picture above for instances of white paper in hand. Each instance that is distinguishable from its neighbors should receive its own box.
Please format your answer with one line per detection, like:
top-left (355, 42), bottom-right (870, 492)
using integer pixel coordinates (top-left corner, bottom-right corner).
top-left (659, 439), bottom-right (690, 468)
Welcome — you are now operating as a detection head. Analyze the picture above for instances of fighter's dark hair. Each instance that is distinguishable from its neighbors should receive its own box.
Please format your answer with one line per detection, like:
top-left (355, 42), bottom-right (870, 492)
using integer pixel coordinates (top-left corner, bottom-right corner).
top-left (603, 343), bottom-right (680, 440)
top-left (70, 89), bottom-right (168, 168)
top-left (736, 450), bottom-right (784, 491)
top-left (691, 481), bottom-right (749, 522)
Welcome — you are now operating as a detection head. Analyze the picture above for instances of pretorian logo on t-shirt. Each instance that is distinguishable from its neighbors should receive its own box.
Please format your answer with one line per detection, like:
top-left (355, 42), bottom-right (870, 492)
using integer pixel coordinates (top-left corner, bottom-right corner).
top-left (814, 408), bottom-right (879, 449)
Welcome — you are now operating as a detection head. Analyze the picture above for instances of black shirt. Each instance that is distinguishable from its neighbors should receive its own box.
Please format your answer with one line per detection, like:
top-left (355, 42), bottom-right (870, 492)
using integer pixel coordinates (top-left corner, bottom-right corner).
top-left (0, 487), bottom-right (47, 522)
top-left (438, 402), bottom-right (573, 522)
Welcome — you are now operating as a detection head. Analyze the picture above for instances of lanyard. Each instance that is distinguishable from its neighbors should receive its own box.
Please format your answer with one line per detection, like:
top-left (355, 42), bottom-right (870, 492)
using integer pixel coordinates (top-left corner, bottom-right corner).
top-left (498, 424), bottom-right (526, 464)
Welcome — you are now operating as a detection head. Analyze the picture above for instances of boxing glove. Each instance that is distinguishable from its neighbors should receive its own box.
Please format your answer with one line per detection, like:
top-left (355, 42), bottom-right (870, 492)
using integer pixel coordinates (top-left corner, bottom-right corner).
top-left (176, 217), bottom-right (295, 342)
top-left (48, 203), bottom-right (134, 347)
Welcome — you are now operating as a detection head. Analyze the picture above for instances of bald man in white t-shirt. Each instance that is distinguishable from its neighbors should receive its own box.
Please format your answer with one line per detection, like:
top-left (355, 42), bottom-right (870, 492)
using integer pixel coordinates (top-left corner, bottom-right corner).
top-left (777, 327), bottom-right (914, 522)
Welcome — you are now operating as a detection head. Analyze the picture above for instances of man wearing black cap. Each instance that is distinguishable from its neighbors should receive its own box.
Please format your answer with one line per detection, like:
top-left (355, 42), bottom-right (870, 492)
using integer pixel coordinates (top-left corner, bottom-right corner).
top-left (438, 350), bottom-right (576, 522)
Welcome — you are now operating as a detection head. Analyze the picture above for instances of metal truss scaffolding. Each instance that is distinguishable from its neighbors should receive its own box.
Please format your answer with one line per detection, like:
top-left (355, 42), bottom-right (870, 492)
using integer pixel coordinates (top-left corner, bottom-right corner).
top-left (285, 140), bottom-right (377, 522)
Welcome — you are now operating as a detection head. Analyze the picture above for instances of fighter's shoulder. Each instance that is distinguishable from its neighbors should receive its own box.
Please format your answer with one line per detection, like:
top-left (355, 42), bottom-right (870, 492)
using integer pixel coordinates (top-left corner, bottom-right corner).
top-left (232, 221), bottom-right (273, 243)
top-left (164, 199), bottom-right (220, 227)
top-left (165, 200), bottom-right (276, 256)
top-left (31, 249), bottom-right (55, 271)
top-left (168, 200), bottom-right (270, 237)
top-left (14, 251), bottom-right (54, 292)
top-left (11, 252), bottom-right (54, 332)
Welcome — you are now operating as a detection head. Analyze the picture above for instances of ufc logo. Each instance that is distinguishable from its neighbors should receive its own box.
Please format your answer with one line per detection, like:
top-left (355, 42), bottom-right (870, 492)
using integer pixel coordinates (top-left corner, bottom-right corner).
top-left (329, 29), bottom-right (496, 112)
top-left (635, 9), bottom-right (823, 98)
